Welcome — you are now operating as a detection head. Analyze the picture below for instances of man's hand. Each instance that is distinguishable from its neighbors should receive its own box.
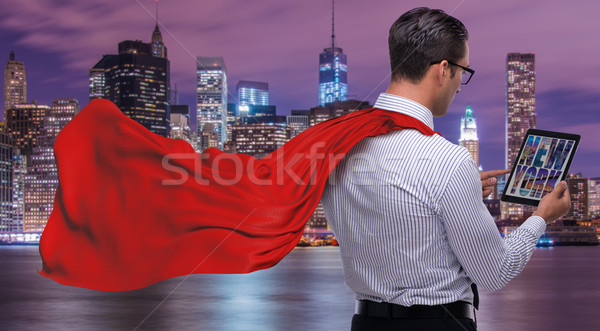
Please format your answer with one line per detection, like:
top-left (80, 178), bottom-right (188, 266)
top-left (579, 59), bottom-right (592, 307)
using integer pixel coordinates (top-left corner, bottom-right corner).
top-left (533, 181), bottom-right (571, 224)
top-left (480, 169), bottom-right (510, 199)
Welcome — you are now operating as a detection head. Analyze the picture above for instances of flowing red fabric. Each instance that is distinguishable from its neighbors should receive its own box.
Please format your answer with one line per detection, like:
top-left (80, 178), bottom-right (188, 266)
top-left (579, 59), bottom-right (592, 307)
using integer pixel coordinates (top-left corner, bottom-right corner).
top-left (38, 98), bottom-right (438, 291)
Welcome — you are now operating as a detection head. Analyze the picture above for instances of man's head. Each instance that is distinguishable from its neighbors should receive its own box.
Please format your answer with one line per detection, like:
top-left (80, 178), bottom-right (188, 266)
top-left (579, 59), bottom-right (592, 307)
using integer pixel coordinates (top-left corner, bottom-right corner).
top-left (387, 7), bottom-right (470, 117)
top-left (388, 7), bottom-right (469, 83)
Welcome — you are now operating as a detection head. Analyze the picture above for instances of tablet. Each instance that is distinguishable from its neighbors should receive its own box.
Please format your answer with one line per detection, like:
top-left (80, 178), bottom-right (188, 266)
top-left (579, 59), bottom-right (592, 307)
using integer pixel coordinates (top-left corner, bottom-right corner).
top-left (501, 129), bottom-right (580, 206)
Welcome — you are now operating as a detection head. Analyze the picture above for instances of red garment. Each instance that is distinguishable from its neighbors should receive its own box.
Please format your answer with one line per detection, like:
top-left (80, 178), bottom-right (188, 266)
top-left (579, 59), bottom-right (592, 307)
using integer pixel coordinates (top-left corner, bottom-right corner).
top-left (38, 99), bottom-right (438, 291)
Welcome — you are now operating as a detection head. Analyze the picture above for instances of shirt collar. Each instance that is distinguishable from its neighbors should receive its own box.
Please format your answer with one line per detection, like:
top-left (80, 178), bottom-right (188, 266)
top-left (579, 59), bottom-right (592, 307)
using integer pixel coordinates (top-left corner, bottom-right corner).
top-left (373, 93), bottom-right (434, 130)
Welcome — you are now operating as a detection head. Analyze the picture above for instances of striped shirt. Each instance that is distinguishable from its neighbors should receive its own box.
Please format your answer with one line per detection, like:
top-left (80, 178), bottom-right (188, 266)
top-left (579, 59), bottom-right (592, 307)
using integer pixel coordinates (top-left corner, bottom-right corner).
top-left (321, 92), bottom-right (547, 306)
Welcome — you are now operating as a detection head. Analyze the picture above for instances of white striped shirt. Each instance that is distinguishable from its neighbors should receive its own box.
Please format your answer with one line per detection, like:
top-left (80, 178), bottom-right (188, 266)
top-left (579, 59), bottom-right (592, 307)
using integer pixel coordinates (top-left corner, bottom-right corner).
top-left (321, 93), bottom-right (547, 306)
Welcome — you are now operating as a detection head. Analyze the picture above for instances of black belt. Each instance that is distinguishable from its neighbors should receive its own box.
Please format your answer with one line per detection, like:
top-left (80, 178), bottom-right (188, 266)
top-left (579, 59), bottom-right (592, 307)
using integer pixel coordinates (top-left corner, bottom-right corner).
top-left (355, 300), bottom-right (476, 320)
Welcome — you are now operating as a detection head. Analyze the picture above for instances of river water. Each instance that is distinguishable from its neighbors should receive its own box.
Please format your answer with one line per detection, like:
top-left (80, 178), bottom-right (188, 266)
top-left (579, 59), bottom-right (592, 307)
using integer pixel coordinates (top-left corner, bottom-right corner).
top-left (1, 246), bottom-right (599, 330)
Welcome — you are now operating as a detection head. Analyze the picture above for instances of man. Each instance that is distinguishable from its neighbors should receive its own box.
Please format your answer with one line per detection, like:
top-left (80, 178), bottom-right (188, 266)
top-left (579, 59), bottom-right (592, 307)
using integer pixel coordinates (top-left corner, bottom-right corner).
top-left (320, 7), bottom-right (571, 331)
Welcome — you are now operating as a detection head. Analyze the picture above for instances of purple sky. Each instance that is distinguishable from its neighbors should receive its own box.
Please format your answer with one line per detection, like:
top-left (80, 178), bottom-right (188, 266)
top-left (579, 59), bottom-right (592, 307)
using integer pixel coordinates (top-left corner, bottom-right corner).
top-left (1, 0), bottom-right (598, 176)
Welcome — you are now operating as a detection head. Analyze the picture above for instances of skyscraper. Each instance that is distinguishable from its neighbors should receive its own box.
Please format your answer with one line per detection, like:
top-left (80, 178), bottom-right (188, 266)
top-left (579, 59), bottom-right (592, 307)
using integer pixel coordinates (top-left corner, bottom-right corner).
top-left (24, 98), bottom-right (78, 233)
top-left (3, 52), bottom-right (27, 113)
top-left (0, 132), bottom-right (13, 233)
top-left (4, 102), bottom-right (49, 162)
top-left (196, 56), bottom-right (228, 149)
top-left (88, 67), bottom-right (105, 101)
top-left (230, 122), bottom-right (290, 159)
top-left (506, 53), bottom-right (536, 169)
top-left (169, 104), bottom-right (196, 150)
top-left (565, 173), bottom-right (589, 220)
top-left (89, 24), bottom-right (170, 137)
top-left (150, 2), bottom-right (167, 59)
top-left (310, 99), bottom-right (371, 126)
top-left (11, 149), bottom-right (25, 233)
top-left (318, 0), bottom-right (347, 106)
top-left (459, 105), bottom-right (479, 166)
top-left (287, 110), bottom-right (310, 139)
top-left (237, 80), bottom-right (269, 108)
top-left (235, 80), bottom-right (275, 119)
top-left (504, 53), bottom-right (536, 220)
top-left (589, 177), bottom-right (600, 218)
top-left (0, 136), bottom-right (26, 234)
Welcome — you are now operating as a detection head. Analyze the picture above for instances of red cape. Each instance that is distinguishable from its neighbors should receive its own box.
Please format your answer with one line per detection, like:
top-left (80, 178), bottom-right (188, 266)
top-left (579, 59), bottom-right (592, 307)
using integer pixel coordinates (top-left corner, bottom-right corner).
top-left (39, 99), bottom-right (438, 291)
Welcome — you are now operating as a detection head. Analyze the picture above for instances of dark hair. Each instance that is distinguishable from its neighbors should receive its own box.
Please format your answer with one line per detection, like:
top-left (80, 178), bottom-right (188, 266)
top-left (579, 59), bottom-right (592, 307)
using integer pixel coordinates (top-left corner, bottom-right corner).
top-left (389, 7), bottom-right (468, 83)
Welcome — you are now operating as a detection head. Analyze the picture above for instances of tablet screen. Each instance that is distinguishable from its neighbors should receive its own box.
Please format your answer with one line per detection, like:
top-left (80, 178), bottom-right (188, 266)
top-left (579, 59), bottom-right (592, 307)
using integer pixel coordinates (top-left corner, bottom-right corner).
top-left (501, 129), bottom-right (580, 206)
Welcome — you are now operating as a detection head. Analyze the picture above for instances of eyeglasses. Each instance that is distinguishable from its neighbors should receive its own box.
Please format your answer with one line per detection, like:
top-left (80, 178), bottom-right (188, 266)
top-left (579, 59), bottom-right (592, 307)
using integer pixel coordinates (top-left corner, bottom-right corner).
top-left (430, 60), bottom-right (475, 85)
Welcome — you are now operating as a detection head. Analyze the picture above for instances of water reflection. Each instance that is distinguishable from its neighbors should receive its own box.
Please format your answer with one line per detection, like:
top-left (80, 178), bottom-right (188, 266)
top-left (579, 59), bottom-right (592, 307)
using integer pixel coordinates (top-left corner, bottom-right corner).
top-left (1, 246), bottom-right (600, 330)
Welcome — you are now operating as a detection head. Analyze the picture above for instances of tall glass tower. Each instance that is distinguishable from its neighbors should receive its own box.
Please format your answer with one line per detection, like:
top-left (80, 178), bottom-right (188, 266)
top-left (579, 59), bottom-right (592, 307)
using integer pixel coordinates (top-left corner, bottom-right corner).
top-left (318, 0), bottom-right (347, 106)
top-left (196, 56), bottom-right (228, 150)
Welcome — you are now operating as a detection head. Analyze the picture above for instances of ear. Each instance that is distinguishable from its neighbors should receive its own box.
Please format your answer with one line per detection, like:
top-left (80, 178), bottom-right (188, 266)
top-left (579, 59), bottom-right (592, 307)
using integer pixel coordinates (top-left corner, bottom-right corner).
top-left (437, 60), bottom-right (449, 85)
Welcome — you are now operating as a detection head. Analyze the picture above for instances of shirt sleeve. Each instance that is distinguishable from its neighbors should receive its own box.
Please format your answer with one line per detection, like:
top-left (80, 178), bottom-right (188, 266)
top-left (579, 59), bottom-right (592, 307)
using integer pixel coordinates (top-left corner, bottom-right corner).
top-left (438, 156), bottom-right (547, 291)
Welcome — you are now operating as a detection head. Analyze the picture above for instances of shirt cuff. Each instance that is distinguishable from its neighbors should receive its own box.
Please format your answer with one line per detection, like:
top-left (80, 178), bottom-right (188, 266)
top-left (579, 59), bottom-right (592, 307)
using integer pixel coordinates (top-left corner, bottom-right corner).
top-left (520, 216), bottom-right (547, 239)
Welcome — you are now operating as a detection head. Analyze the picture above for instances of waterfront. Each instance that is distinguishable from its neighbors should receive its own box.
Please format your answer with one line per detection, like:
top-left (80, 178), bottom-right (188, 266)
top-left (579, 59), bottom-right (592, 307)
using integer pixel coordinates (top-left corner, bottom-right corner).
top-left (1, 246), bottom-right (599, 330)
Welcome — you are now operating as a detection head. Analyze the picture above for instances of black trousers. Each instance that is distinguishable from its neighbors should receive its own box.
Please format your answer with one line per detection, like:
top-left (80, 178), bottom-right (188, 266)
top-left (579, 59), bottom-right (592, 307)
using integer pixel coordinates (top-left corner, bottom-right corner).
top-left (351, 314), bottom-right (477, 331)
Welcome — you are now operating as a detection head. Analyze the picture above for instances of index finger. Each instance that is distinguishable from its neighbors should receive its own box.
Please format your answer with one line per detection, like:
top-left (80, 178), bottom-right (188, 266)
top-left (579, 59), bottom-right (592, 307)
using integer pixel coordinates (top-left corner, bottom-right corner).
top-left (480, 169), bottom-right (511, 179)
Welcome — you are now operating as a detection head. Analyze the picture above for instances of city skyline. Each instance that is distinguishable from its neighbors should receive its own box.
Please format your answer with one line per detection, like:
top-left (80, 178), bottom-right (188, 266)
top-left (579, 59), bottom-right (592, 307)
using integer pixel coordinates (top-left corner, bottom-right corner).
top-left (0, 0), bottom-right (598, 176)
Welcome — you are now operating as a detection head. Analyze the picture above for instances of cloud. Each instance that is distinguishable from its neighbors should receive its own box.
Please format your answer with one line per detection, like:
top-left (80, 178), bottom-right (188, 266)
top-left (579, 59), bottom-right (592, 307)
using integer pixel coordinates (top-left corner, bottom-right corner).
top-left (560, 123), bottom-right (600, 153)
top-left (1, 0), bottom-right (599, 174)
top-left (537, 88), bottom-right (600, 128)
top-left (3, 0), bottom-right (599, 108)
